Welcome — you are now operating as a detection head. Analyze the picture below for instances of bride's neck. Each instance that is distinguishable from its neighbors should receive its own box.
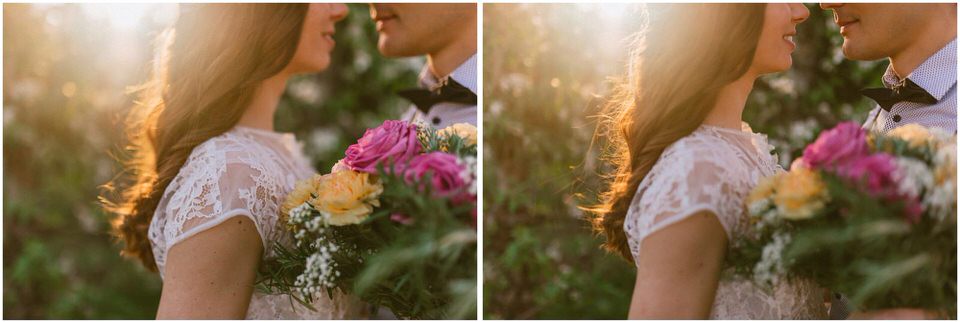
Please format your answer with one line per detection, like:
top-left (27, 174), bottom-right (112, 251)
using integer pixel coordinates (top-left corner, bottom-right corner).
top-left (237, 73), bottom-right (289, 131)
top-left (702, 74), bottom-right (756, 130)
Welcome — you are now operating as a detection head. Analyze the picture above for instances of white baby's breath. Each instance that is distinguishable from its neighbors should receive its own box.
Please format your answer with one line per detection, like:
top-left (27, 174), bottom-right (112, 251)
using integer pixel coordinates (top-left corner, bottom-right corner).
top-left (753, 232), bottom-right (791, 287)
top-left (892, 157), bottom-right (934, 200)
top-left (748, 199), bottom-right (771, 217)
top-left (458, 156), bottom-right (478, 195)
top-left (294, 237), bottom-right (341, 298)
top-left (927, 143), bottom-right (957, 222)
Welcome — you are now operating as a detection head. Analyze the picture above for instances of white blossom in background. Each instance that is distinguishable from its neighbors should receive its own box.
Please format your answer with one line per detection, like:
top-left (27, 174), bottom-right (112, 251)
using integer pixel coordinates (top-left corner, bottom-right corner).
top-left (767, 137), bottom-right (793, 169)
top-left (354, 50), bottom-right (371, 72)
top-left (309, 127), bottom-right (341, 155)
top-left (768, 77), bottom-right (796, 96)
top-left (788, 119), bottom-right (818, 143)
top-left (289, 79), bottom-right (325, 105)
top-left (831, 45), bottom-right (845, 64)
top-left (488, 100), bottom-right (505, 117)
top-left (501, 73), bottom-right (533, 96)
top-left (11, 78), bottom-right (43, 104)
top-left (5, 108), bottom-right (15, 126)
top-left (817, 102), bottom-right (831, 115)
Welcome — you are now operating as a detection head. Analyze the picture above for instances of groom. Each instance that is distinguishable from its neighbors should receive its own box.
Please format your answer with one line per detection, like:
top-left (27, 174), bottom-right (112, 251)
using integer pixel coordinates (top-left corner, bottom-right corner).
top-left (369, 3), bottom-right (478, 129)
top-left (822, 3), bottom-right (957, 134)
top-left (821, 3), bottom-right (956, 319)
top-left (365, 4), bottom-right (476, 318)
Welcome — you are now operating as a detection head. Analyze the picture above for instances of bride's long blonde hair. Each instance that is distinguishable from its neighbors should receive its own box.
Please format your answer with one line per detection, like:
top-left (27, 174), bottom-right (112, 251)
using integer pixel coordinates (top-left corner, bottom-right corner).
top-left (588, 3), bottom-right (767, 261)
top-left (100, 4), bottom-right (309, 271)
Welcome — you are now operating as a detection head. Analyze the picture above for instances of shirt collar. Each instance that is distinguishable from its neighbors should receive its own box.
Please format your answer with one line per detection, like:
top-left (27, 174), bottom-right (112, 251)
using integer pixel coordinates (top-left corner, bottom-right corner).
top-left (418, 54), bottom-right (478, 94)
top-left (882, 38), bottom-right (957, 101)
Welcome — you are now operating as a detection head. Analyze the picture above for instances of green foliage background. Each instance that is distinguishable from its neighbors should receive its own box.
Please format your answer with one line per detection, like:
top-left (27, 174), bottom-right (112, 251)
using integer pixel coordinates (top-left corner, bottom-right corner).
top-left (3, 3), bottom-right (420, 318)
top-left (483, 3), bottom-right (886, 319)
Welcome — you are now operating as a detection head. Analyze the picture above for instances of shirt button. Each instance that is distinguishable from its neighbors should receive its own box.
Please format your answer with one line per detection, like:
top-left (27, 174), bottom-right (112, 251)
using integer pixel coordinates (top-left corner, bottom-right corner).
top-left (432, 117), bottom-right (441, 125)
top-left (892, 114), bottom-right (902, 122)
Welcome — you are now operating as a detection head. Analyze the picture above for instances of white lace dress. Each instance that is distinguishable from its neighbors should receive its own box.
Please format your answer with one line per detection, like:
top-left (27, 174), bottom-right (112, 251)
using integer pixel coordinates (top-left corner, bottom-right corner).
top-left (148, 126), bottom-right (366, 319)
top-left (624, 124), bottom-right (827, 319)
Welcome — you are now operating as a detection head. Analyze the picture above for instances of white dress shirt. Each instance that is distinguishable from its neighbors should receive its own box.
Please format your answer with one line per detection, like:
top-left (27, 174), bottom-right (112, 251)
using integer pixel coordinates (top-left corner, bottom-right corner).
top-left (863, 39), bottom-right (957, 134)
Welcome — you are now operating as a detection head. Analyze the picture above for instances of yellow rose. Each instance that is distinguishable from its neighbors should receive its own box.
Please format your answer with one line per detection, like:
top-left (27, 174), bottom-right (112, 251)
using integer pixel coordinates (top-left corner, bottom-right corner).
top-left (311, 170), bottom-right (383, 226)
top-left (773, 167), bottom-right (828, 220)
top-left (747, 174), bottom-right (780, 206)
top-left (281, 175), bottom-right (322, 225)
top-left (439, 123), bottom-right (478, 146)
top-left (888, 124), bottom-right (933, 149)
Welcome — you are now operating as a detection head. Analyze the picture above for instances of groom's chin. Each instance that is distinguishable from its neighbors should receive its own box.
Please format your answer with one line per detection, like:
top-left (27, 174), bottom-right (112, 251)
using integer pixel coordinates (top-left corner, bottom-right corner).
top-left (840, 41), bottom-right (886, 61)
top-left (376, 37), bottom-right (416, 58)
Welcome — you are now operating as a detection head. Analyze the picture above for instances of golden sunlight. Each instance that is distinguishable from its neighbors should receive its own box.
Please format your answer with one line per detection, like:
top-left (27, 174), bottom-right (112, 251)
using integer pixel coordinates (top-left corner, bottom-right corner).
top-left (78, 3), bottom-right (177, 29)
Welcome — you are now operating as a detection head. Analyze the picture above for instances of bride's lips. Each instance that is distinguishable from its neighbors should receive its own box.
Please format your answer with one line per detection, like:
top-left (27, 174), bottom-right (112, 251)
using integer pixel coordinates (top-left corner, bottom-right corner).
top-left (372, 14), bottom-right (397, 32)
top-left (322, 30), bottom-right (336, 47)
top-left (783, 31), bottom-right (796, 51)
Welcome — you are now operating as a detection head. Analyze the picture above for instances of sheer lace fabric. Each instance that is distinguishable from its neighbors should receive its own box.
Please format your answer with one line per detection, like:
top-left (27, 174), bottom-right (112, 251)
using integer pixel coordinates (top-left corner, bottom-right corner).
top-left (148, 126), bottom-right (366, 319)
top-left (624, 124), bottom-right (827, 319)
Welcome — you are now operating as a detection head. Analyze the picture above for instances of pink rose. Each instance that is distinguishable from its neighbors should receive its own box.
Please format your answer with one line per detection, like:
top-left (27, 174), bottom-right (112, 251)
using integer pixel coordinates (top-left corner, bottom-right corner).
top-left (799, 122), bottom-right (870, 170)
top-left (344, 120), bottom-right (421, 174)
top-left (834, 153), bottom-right (898, 196)
top-left (834, 153), bottom-right (922, 223)
top-left (402, 152), bottom-right (469, 199)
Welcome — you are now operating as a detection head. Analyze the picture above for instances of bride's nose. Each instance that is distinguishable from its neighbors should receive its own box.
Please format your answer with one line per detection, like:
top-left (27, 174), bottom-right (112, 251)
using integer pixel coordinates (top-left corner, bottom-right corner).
top-left (791, 3), bottom-right (810, 24)
top-left (330, 3), bottom-right (348, 22)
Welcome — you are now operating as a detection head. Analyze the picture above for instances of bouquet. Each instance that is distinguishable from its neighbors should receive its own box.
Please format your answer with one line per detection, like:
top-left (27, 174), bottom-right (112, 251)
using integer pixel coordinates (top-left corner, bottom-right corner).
top-left (728, 122), bottom-right (956, 316)
top-left (257, 120), bottom-right (477, 319)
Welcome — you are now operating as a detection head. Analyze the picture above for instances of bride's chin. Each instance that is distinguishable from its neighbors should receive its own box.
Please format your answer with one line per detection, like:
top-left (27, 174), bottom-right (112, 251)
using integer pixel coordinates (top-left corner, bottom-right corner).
top-left (313, 62), bottom-right (331, 73)
top-left (757, 59), bottom-right (792, 75)
top-left (297, 59), bottom-right (332, 74)
top-left (778, 57), bottom-right (793, 72)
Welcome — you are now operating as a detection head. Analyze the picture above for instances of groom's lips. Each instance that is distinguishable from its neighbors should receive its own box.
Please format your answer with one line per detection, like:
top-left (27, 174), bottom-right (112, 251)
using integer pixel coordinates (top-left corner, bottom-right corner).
top-left (837, 19), bottom-right (859, 36)
top-left (373, 15), bottom-right (398, 32)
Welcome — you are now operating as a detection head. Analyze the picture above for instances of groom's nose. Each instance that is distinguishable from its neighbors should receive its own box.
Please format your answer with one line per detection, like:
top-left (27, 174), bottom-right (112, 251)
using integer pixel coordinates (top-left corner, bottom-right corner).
top-left (820, 3), bottom-right (843, 9)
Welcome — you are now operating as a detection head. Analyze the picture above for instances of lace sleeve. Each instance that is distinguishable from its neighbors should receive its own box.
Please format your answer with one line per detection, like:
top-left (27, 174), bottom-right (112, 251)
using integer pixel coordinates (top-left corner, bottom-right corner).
top-left (154, 144), bottom-right (284, 259)
top-left (624, 137), bottom-right (753, 261)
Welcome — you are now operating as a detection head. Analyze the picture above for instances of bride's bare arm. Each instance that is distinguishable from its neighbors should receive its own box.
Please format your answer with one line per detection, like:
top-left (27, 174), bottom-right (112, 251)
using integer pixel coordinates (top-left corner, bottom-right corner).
top-left (628, 211), bottom-right (728, 319)
top-left (156, 216), bottom-right (264, 319)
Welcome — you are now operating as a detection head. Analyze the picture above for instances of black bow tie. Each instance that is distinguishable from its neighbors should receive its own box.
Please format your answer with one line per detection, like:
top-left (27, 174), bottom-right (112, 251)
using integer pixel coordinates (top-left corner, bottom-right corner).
top-left (860, 78), bottom-right (937, 112)
top-left (398, 77), bottom-right (477, 113)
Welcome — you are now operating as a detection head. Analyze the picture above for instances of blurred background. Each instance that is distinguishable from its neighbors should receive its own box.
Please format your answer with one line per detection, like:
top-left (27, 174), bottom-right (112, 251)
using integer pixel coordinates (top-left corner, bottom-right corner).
top-left (483, 3), bottom-right (886, 319)
top-left (3, 3), bottom-right (420, 318)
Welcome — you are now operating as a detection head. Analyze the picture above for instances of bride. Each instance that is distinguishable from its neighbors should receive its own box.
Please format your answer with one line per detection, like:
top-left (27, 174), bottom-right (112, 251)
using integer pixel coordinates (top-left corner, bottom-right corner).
top-left (588, 3), bottom-right (822, 319)
top-left (102, 4), bottom-right (367, 319)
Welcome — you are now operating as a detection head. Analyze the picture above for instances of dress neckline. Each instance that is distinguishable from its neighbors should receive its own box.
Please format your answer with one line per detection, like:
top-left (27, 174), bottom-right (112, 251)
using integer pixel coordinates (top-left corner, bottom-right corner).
top-left (698, 122), bottom-right (757, 137)
top-left (234, 126), bottom-right (296, 141)
top-left (697, 122), bottom-right (779, 168)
